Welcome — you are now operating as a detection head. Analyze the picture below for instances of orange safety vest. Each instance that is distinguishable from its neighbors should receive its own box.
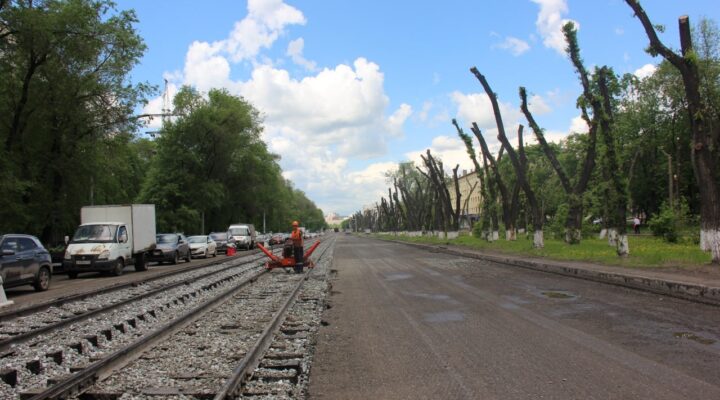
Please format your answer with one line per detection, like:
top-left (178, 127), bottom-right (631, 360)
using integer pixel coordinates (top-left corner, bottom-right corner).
top-left (291, 229), bottom-right (303, 247)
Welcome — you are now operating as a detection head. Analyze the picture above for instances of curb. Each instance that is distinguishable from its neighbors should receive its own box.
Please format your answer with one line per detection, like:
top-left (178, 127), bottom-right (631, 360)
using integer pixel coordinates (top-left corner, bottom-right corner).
top-left (379, 237), bottom-right (720, 307)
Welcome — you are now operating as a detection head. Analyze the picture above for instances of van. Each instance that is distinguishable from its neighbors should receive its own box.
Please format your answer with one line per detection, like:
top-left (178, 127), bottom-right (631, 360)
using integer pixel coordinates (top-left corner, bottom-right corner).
top-left (227, 223), bottom-right (256, 250)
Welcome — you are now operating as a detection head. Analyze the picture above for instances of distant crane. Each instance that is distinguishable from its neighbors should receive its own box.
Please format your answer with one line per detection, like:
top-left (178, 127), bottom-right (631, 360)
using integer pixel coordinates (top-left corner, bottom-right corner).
top-left (134, 79), bottom-right (182, 136)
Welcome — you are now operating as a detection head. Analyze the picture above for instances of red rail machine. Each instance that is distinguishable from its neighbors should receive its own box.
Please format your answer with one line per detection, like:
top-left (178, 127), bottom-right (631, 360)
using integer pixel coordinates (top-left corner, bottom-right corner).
top-left (257, 240), bottom-right (321, 273)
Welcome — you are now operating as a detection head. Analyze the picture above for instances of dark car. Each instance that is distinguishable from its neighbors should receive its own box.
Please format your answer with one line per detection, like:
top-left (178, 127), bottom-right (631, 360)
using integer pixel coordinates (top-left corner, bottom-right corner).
top-left (147, 233), bottom-right (191, 265)
top-left (0, 234), bottom-right (52, 291)
top-left (209, 232), bottom-right (228, 254)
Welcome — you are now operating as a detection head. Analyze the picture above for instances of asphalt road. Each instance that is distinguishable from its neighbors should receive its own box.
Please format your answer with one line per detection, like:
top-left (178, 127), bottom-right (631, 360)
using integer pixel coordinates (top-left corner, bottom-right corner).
top-left (309, 235), bottom-right (720, 399)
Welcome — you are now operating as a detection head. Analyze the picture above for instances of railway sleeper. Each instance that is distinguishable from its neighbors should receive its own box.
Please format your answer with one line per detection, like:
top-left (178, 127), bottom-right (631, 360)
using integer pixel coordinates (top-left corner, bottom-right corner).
top-left (252, 367), bottom-right (298, 382)
top-left (25, 359), bottom-right (43, 374)
top-left (46, 350), bottom-right (63, 365)
top-left (0, 367), bottom-right (17, 387)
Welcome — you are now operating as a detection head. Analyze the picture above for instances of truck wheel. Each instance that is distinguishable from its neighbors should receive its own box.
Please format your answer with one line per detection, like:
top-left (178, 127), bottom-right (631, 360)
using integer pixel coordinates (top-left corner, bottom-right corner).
top-left (135, 254), bottom-right (148, 271)
top-left (67, 272), bottom-right (78, 279)
top-left (34, 267), bottom-right (51, 292)
top-left (112, 259), bottom-right (124, 276)
top-left (185, 250), bottom-right (191, 263)
top-left (171, 251), bottom-right (179, 265)
top-left (213, 249), bottom-right (217, 257)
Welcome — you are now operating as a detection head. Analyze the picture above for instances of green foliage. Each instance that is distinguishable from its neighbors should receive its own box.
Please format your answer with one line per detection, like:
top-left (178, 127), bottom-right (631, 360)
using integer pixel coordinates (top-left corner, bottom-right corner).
top-left (139, 87), bottom-right (326, 235)
top-left (472, 221), bottom-right (484, 238)
top-left (648, 203), bottom-right (681, 242)
top-left (0, 0), bottom-right (151, 244)
top-left (549, 203), bottom-right (569, 240)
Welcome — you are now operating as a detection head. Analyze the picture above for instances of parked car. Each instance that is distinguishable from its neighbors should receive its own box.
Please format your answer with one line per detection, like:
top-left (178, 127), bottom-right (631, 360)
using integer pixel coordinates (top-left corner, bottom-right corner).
top-left (270, 233), bottom-right (285, 245)
top-left (147, 233), bottom-right (191, 264)
top-left (188, 235), bottom-right (217, 258)
top-left (256, 233), bottom-right (269, 247)
top-left (209, 232), bottom-right (229, 254)
top-left (227, 223), bottom-right (256, 250)
top-left (0, 234), bottom-right (53, 291)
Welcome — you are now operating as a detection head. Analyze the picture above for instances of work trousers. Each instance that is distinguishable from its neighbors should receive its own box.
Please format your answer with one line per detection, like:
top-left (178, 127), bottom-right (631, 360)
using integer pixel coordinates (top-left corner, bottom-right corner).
top-left (293, 246), bottom-right (304, 273)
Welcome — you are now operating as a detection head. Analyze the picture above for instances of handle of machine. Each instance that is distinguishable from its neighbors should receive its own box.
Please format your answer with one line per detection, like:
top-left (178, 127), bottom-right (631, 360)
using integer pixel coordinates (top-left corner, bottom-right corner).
top-left (256, 243), bottom-right (280, 262)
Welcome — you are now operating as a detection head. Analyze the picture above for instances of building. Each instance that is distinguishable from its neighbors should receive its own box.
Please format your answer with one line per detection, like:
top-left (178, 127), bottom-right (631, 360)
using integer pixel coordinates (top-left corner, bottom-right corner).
top-left (448, 169), bottom-right (482, 227)
top-left (324, 212), bottom-right (348, 227)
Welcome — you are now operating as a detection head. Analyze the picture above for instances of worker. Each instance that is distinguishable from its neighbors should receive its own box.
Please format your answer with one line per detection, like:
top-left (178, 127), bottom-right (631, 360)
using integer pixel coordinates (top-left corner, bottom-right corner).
top-left (291, 221), bottom-right (304, 273)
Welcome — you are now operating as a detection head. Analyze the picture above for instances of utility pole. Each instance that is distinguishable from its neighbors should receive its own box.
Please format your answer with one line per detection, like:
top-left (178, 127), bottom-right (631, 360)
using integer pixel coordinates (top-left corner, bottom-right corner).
top-left (263, 210), bottom-right (266, 234)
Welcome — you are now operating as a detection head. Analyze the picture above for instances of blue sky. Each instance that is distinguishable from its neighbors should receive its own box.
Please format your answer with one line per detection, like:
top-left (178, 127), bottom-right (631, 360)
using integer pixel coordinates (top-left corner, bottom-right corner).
top-left (119, 0), bottom-right (720, 216)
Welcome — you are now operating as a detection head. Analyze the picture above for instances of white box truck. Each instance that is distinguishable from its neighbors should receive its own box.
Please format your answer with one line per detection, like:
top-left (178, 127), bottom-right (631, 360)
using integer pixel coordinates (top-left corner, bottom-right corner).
top-left (63, 204), bottom-right (156, 278)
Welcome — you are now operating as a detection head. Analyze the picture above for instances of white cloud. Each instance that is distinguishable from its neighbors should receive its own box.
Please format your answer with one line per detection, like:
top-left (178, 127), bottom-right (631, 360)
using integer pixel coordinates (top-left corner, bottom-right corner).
top-left (224, 0), bottom-right (305, 62)
top-left (569, 115), bottom-right (588, 134)
top-left (528, 94), bottom-right (551, 115)
top-left (634, 63), bottom-right (657, 80)
top-left (493, 36), bottom-right (531, 56)
top-left (530, 0), bottom-right (578, 55)
top-left (451, 91), bottom-right (523, 134)
top-left (287, 37), bottom-right (317, 71)
top-left (148, 1), bottom-right (413, 215)
top-left (615, 27), bottom-right (625, 36)
top-left (405, 136), bottom-right (475, 175)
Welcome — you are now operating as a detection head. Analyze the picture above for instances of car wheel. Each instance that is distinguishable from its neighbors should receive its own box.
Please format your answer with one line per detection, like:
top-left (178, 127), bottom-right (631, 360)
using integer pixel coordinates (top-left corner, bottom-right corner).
top-left (67, 272), bottom-right (78, 279)
top-left (112, 258), bottom-right (124, 276)
top-left (135, 254), bottom-right (148, 271)
top-left (213, 249), bottom-right (217, 257)
top-left (204, 249), bottom-right (208, 258)
top-left (185, 250), bottom-right (191, 263)
top-left (33, 267), bottom-right (51, 292)
top-left (171, 251), bottom-right (179, 265)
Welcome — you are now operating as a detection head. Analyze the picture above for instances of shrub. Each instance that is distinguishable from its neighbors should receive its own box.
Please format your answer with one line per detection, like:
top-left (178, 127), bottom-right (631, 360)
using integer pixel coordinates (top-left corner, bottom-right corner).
top-left (472, 221), bottom-right (483, 238)
top-left (648, 203), bottom-right (678, 243)
top-left (549, 203), bottom-right (568, 240)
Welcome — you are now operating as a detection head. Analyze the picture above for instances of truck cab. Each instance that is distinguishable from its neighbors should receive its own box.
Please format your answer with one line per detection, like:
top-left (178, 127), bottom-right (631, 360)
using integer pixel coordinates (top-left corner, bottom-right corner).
top-left (64, 223), bottom-right (131, 277)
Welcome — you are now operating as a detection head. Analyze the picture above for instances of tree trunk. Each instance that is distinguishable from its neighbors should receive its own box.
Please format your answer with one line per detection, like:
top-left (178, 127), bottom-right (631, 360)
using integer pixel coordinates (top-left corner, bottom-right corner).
top-left (626, 1), bottom-right (719, 262)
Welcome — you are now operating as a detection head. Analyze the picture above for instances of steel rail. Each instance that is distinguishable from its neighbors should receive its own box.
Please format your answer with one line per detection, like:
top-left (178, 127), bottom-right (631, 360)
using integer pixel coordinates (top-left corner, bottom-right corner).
top-left (27, 269), bottom-right (268, 400)
top-left (0, 248), bottom-right (284, 354)
top-left (214, 237), bottom-right (335, 399)
top-left (25, 240), bottom-right (326, 400)
top-left (0, 247), bottom-right (275, 321)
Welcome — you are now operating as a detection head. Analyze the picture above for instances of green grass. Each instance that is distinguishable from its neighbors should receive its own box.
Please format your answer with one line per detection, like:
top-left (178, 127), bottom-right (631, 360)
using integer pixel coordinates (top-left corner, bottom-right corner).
top-left (374, 233), bottom-right (712, 269)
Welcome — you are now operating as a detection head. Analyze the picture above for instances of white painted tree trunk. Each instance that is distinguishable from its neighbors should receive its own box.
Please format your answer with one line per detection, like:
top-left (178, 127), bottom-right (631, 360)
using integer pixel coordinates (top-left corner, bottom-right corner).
top-left (702, 228), bottom-right (720, 263)
top-left (518, 228), bottom-right (526, 234)
top-left (533, 230), bottom-right (544, 248)
top-left (616, 234), bottom-right (629, 256)
top-left (565, 228), bottom-right (582, 244)
top-left (607, 228), bottom-right (618, 246)
top-left (506, 229), bottom-right (516, 241)
top-left (599, 229), bottom-right (607, 239)
top-left (484, 230), bottom-right (494, 242)
top-left (492, 230), bottom-right (499, 241)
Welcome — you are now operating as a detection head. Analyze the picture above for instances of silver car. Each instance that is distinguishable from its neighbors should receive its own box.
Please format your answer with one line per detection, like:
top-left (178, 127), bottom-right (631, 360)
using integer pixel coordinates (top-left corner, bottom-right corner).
top-left (0, 234), bottom-right (53, 291)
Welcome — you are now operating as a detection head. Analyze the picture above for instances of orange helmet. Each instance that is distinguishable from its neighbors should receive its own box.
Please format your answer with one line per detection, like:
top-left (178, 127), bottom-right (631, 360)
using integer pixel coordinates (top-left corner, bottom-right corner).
top-left (292, 220), bottom-right (299, 227)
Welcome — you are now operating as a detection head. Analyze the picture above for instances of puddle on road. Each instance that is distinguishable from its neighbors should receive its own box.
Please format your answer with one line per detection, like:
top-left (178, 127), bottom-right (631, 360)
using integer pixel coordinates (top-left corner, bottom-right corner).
top-left (385, 273), bottom-right (413, 281)
top-left (542, 291), bottom-right (575, 299)
top-left (424, 311), bottom-right (465, 323)
top-left (673, 332), bottom-right (716, 345)
top-left (403, 291), bottom-right (451, 301)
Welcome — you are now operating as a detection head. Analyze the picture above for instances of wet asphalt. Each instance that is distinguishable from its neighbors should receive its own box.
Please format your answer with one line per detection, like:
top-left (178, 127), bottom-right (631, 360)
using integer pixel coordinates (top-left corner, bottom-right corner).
top-left (309, 235), bottom-right (720, 399)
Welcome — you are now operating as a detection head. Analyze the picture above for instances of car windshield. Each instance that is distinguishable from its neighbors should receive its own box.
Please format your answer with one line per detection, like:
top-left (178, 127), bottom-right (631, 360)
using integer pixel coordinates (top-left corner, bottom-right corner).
top-left (229, 227), bottom-right (249, 236)
top-left (187, 236), bottom-right (206, 243)
top-left (156, 234), bottom-right (178, 244)
top-left (72, 224), bottom-right (117, 242)
top-left (210, 233), bottom-right (227, 240)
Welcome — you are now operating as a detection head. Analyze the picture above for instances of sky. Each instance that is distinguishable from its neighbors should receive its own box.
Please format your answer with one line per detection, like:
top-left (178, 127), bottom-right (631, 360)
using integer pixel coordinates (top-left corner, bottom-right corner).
top-left (118, 0), bottom-right (720, 216)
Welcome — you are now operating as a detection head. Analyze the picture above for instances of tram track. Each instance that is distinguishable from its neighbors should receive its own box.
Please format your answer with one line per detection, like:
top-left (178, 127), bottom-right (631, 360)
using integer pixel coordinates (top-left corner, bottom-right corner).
top-left (0, 239), bottom-right (329, 399)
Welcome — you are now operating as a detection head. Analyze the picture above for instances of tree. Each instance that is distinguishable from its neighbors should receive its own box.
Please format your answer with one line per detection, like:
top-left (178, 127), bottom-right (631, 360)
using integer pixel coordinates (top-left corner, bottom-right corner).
top-left (471, 68), bottom-right (544, 248)
top-left (625, 1), bottom-right (720, 263)
top-left (0, 0), bottom-right (150, 243)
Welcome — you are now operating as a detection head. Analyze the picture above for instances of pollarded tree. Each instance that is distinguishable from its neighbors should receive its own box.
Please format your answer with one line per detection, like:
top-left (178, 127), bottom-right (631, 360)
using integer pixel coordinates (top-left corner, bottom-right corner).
top-left (626, 1), bottom-right (720, 263)
top-left (470, 68), bottom-right (545, 248)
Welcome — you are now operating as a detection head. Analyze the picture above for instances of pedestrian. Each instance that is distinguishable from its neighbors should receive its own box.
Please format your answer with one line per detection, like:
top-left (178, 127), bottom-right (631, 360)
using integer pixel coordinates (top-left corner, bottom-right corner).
top-left (290, 220), bottom-right (304, 273)
top-left (633, 216), bottom-right (641, 234)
